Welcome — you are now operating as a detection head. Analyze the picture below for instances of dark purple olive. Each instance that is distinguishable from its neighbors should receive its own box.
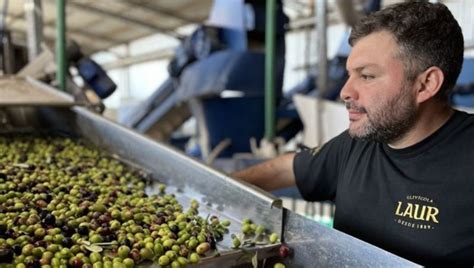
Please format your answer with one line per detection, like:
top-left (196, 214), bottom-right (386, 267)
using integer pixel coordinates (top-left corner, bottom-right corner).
top-left (0, 246), bottom-right (14, 263)
top-left (39, 210), bottom-right (48, 219)
top-left (62, 237), bottom-right (73, 247)
top-left (0, 224), bottom-right (6, 237)
top-left (279, 244), bottom-right (292, 258)
top-left (206, 234), bottom-right (216, 249)
top-left (77, 225), bottom-right (89, 236)
top-left (25, 258), bottom-right (41, 268)
top-left (4, 229), bottom-right (16, 239)
top-left (33, 240), bottom-right (48, 248)
top-left (42, 214), bottom-right (56, 226)
top-left (71, 257), bottom-right (83, 268)
top-left (13, 245), bottom-right (22, 255)
top-left (61, 225), bottom-right (74, 237)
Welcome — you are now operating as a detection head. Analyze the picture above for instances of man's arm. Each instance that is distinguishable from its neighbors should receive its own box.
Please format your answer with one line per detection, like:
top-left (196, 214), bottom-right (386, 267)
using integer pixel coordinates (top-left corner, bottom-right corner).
top-left (231, 153), bottom-right (296, 191)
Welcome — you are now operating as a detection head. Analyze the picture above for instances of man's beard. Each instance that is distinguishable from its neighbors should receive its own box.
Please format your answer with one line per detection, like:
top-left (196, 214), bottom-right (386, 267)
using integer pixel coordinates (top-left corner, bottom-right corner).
top-left (346, 84), bottom-right (417, 144)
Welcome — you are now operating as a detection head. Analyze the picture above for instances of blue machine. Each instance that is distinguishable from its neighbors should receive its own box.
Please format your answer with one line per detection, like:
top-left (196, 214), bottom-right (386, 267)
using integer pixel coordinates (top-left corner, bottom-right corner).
top-left (169, 0), bottom-right (295, 158)
top-left (67, 41), bottom-right (117, 99)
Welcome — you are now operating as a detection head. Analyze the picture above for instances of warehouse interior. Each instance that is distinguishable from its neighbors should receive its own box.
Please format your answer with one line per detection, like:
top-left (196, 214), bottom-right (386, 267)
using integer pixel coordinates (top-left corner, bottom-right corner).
top-left (1, 0), bottom-right (474, 267)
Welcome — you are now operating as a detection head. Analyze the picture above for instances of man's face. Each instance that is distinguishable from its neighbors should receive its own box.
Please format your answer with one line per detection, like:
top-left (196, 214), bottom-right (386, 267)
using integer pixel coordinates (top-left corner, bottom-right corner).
top-left (340, 31), bottom-right (418, 144)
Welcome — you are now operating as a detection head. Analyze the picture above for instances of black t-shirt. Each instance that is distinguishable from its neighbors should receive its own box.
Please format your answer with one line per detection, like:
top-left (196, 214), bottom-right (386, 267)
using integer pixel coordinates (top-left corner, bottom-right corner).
top-left (293, 110), bottom-right (474, 267)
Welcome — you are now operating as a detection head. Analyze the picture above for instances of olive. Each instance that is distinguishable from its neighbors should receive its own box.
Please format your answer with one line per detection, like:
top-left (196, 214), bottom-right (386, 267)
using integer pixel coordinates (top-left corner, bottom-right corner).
top-left (278, 244), bottom-right (291, 258)
top-left (256, 225), bottom-right (265, 235)
top-left (269, 233), bottom-right (279, 244)
top-left (139, 248), bottom-right (153, 261)
top-left (153, 243), bottom-right (164, 256)
top-left (89, 234), bottom-right (103, 244)
top-left (128, 249), bottom-right (140, 263)
top-left (0, 135), bottom-right (267, 267)
top-left (177, 256), bottom-right (189, 265)
top-left (31, 247), bottom-right (44, 258)
top-left (26, 260), bottom-right (41, 268)
top-left (42, 214), bottom-right (56, 227)
top-left (117, 246), bottom-right (130, 259)
top-left (122, 258), bottom-right (134, 268)
top-left (77, 225), bottom-right (89, 236)
top-left (242, 224), bottom-right (251, 234)
top-left (171, 260), bottom-right (181, 268)
top-left (0, 224), bottom-right (7, 236)
top-left (189, 253), bottom-right (200, 264)
top-left (232, 238), bottom-right (241, 248)
top-left (61, 226), bottom-right (75, 237)
top-left (21, 245), bottom-right (34, 256)
top-left (12, 245), bottom-right (22, 255)
top-left (158, 255), bottom-right (170, 266)
top-left (103, 261), bottom-right (113, 268)
top-left (0, 246), bottom-right (14, 263)
top-left (196, 242), bottom-right (210, 255)
top-left (61, 237), bottom-right (73, 248)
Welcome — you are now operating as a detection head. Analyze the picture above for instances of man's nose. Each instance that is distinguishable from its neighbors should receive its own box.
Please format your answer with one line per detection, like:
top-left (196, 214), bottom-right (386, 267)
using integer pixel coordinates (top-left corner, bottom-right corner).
top-left (340, 77), bottom-right (357, 102)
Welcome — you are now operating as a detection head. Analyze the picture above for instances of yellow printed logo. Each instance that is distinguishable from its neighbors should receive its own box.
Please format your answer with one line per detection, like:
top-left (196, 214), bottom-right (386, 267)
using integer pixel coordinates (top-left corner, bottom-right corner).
top-left (394, 195), bottom-right (439, 230)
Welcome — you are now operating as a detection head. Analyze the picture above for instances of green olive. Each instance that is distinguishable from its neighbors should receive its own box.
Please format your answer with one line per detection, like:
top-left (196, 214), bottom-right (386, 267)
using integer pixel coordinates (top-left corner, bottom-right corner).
top-left (269, 233), bottom-right (279, 244)
top-left (196, 242), bottom-right (210, 255)
top-left (139, 248), bottom-right (153, 261)
top-left (122, 258), bottom-right (134, 268)
top-left (117, 246), bottom-right (130, 259)
top-left (254, 225), bottom-right (265, 235)
top-left (171, 260), bottom-right (181, 268)
top-left (158, 255), bottom-right (170, 266)
top-left (232, 238), bottom-right (241, 248)
top-left (189, 253), bottom-right (200, 264)
top-left (89, 252), bottom-right (102, 264)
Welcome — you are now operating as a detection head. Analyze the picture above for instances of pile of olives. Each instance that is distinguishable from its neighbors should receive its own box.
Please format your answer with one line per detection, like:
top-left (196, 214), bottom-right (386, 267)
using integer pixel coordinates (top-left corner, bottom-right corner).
top-left (0, 134), bottom-right (232, 268)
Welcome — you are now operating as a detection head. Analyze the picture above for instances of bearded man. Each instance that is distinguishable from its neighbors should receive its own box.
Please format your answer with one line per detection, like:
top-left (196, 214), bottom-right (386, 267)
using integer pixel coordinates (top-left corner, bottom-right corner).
top-left (233, 2), bottom-right (472, 266)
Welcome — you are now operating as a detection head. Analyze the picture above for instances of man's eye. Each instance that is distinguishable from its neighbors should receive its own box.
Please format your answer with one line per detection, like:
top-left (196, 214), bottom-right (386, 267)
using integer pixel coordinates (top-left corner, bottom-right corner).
top-left (361, 74), bottom-right (375, 80)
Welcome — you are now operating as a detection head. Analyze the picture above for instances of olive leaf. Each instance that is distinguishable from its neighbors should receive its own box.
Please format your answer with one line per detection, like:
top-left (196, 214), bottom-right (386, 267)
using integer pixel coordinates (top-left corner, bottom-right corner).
top-left (78, 240), bottom-right (91, 246)
top-left (84, 244), bottom-right (103, 253)
top-left (12, 163), bottom-right (30, 168)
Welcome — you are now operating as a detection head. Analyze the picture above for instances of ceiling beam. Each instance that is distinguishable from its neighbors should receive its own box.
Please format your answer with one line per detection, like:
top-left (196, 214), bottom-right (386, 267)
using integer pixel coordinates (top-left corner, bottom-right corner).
top-left (6, 11), bottom-right (120, 46)
top-left (61, 1), bottom-right (184, 39)
top-left (122, 0), bottom-right (201, 24)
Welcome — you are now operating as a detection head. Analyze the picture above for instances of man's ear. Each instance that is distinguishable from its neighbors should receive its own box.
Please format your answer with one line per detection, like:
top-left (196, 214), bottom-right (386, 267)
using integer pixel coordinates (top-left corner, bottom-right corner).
top-left (415, 66), bottom-right (445, 104)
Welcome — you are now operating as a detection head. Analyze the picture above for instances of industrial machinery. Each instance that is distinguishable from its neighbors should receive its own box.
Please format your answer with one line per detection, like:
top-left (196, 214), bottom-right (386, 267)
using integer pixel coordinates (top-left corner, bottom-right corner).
top-left (0, 76), bottom-right (419, 267)
top-left (120, 0), bottom-right (301, 160)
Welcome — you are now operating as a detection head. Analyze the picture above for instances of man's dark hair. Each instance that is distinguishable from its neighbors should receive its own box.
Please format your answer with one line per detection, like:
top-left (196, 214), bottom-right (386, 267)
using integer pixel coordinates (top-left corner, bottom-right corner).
top-left (349, 2), bottom-right (464, 101)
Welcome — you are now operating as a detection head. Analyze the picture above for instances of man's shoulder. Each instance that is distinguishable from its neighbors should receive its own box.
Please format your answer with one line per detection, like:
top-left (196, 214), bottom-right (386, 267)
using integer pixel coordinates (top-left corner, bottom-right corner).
top-left (452, 109), bottom-right (474, 129)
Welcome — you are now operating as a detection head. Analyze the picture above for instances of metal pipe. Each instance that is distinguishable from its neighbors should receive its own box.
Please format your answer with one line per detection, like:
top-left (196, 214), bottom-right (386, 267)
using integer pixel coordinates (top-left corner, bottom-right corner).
top-left (316, 0), bottom-right (328, 97)
top-left (316, 0), bottom-right (328, 146)
top-left (2, 31), bottom-right (14, 74)
top-left (265, 0), bottom-right (277, 141)
top-left (25, 0), bottom-right (43, 61)
top-left (55, 0), bottom-right (66, 91)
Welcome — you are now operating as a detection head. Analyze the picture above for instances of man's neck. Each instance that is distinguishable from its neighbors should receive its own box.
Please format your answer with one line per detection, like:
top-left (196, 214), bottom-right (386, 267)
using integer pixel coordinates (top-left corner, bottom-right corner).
top-left (388, 104), bottom-right (453, 149)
